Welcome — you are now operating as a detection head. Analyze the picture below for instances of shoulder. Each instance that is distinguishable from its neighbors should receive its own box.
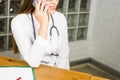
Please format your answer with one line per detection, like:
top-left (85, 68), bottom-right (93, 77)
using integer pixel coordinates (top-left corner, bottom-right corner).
top-left (54, 11), bottom-right (64, 16)
top-left (54, 11), bottom-right (66, 18)
top-left (12, 14), bottom-right (30, 23)
top-left (54, 11), bottom-right (68, 33)
top-left (54, 11), bottom-right (67, 23)
top-left (11, 13), bottom-right (31, 28)
top-left (11, 13), bottom-right (32, 32)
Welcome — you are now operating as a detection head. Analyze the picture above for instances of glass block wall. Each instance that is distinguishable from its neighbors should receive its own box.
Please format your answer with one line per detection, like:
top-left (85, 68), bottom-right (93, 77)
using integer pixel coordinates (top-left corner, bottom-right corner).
top-left (0, 0), bottom-right (91, 51)
top-left (57, 0), bottom-right (91, 41)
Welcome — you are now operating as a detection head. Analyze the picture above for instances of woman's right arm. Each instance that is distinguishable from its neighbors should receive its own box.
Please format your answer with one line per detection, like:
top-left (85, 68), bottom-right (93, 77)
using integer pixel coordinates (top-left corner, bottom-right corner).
top-left (11, 1), bottom-right (50, 67)
top-left (34, 0), bottom-right (49, 40)
top-left (12, 0), bottom-right (50, 67)
top-left (11, 15), bottom-right (51, 67)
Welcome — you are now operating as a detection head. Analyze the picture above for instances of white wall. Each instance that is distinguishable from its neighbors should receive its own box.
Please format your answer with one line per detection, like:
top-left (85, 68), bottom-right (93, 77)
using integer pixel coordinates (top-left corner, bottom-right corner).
top-left (70, 0), bottom-right (120, 72)
top-left (69, 0), bottom-right (96, 61)
top-left (89, 0), bottom-right (120, 72)
top-left (69, 41), bottom-right (89, 61)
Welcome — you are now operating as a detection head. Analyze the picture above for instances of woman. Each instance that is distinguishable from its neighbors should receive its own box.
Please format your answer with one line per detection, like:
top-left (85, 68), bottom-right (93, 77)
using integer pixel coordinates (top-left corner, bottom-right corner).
top-left (11, 0), bottom-right (69, 69)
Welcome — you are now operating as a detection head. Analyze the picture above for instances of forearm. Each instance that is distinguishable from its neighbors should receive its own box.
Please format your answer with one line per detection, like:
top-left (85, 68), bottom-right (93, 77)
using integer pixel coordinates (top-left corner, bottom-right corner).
top-left (38, 26), bottom-right (48, 40)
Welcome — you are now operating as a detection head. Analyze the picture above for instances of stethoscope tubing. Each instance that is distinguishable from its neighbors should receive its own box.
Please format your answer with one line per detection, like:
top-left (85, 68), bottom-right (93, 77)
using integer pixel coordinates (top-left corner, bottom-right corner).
top-left (31, 13), bottom-right (59, 39)
top-left (50, 15), bottom-right (59, 37)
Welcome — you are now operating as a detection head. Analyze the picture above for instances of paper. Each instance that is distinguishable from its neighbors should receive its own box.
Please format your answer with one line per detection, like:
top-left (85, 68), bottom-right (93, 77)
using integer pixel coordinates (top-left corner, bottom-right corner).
top-left (0, 67), bottom-right (35, 80)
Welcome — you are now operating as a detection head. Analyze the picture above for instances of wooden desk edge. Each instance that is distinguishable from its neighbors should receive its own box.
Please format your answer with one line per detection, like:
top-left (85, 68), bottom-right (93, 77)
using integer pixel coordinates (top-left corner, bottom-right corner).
top-left (0, 56), bottom-right (110, 80)
top-left (90, 76), bottom-right (110, 80)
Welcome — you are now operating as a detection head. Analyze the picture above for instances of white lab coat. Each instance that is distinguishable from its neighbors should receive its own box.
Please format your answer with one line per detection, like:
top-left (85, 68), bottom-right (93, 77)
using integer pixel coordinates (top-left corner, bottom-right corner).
top-left (11, 11), bottom-right (69, 69)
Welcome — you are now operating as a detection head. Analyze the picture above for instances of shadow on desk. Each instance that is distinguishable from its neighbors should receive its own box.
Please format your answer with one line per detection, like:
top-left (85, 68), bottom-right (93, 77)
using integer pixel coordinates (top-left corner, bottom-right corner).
top-left (0, 56), bottom-right (110, 80)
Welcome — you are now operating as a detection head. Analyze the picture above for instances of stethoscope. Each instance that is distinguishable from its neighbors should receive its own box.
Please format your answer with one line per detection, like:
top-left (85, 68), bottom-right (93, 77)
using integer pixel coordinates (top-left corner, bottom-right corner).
top-left (31, 13), bottom-right (59, 56)
top-left (49, 15), bottom-right (60, 56)
top-left (50, 15), bottom-right (59, 38)
top-left (31, 13), bottom-right (59, 67)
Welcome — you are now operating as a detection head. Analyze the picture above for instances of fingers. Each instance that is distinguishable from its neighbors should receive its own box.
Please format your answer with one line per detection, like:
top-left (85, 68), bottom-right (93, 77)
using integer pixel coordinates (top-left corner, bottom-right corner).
top-left (40, 2), bottom-right (45, 13)
top-left (35, 0), bottom-right (49, 14)
top-left (43, 5), bottom-right (49, 14)
top-left (35, 0), bottom-right (41, 13)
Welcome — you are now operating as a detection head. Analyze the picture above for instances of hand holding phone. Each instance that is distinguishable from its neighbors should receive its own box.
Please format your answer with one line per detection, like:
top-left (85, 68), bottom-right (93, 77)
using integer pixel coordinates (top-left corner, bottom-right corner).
top-left (33, 0), bottom-right (49, 28)
top-left (33, 0), bottom-right (50, 40)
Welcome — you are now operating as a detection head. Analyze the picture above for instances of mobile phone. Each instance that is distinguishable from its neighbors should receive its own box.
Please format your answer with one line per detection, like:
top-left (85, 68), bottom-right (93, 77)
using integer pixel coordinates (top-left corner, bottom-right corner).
top-left (32, 0), bottom-right (49, 7)
top-left (32, 0), bottom-right (37, 7)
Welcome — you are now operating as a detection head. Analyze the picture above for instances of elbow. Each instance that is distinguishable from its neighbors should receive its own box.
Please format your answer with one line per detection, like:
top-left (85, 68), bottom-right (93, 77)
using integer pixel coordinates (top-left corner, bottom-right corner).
top-left (24, 56), bottom-right (41, 68)
top-left (26, 60), bottom-right (40, 68)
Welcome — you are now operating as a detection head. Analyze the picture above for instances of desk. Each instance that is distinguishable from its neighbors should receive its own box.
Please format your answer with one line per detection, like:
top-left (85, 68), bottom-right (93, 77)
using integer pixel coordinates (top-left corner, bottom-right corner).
top-left (0, 56), bottom-right (109, 80)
